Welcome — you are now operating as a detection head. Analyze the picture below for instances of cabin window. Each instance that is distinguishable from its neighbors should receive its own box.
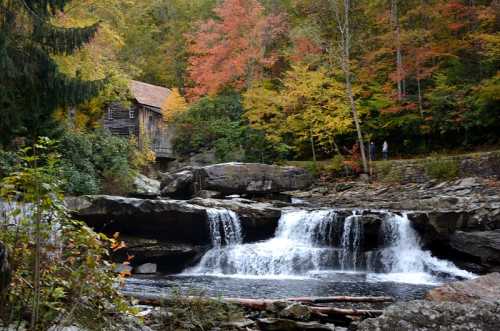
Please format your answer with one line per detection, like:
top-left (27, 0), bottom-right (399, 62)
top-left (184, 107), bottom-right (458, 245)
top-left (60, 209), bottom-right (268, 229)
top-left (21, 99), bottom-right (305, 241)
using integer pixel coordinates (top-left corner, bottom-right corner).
top-left (107, 107), bottom-right (113, 120)
top-left (129, 109), bottom-right (135, 119)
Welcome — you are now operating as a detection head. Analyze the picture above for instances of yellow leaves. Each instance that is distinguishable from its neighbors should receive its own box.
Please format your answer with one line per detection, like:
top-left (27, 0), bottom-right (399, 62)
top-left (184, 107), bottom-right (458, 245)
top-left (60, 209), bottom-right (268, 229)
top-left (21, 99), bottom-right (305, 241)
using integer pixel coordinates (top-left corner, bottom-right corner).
top-left (162, 88), bottom-right (188, 123)
top-left (243, 64), bottom-right (354, 154)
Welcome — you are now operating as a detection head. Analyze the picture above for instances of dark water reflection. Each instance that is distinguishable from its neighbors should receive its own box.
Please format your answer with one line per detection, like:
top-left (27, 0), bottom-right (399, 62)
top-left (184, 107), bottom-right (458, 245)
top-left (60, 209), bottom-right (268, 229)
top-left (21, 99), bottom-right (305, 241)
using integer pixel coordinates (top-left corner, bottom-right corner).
top-left (123, 273), bottom-right (436, 301)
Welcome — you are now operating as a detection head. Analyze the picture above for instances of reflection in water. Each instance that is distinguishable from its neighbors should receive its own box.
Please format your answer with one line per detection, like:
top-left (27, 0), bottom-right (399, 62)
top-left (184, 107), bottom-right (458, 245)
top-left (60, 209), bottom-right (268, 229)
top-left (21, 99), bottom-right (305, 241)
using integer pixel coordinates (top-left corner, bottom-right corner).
top-left (124, 274), bottom-right (435, 301)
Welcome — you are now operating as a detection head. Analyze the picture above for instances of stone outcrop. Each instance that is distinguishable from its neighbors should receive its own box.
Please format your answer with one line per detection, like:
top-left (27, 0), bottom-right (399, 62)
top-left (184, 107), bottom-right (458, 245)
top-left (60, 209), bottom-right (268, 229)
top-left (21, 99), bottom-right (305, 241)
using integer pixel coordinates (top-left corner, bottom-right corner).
top-left (160, 163), bottom-right (313, 199)
top-left (357, 300), bottom-right (500, 331)
top-left (426, 272), bottom-right (500, 303)
top-left (66, 195), bottom-right (210, 244)
top-left (0, 240), bottom-right (10, 293)
top-left (449, 231), bottom-right (500, 271)
top-left (67, 195), bottom-right (283, 271)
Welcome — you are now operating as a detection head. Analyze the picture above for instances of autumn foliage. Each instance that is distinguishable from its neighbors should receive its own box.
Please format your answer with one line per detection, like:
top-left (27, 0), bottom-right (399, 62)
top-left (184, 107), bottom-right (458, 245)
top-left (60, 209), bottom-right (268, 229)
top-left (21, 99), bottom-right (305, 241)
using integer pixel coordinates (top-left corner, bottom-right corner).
top-left (186, 0), bottom-right (287, 99)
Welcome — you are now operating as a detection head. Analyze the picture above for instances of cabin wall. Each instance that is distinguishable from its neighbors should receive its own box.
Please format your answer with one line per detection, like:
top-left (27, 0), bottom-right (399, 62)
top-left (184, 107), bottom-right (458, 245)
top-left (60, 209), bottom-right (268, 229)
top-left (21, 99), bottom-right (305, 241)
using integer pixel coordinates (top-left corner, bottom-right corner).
top-left (103, 103), bottom-right (139, 138)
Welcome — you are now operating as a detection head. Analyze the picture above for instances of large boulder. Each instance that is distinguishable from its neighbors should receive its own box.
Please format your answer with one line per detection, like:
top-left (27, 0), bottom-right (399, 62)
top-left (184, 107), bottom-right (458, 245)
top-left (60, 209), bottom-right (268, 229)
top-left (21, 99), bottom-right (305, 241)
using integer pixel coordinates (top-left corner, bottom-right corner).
top-left (131, 174), bottom-right (161, 198)
top-left (449, 231), bottom-right (500, 271)
top-left (160, 163), bottom-right (313, 199)
top-left (200, 163), bottom-right (313, 195)
top-left (160, 170), bottom-right (196, 199)
top-left (0, 240), bottom-right (10, 293)
top-left (426, 273), bottom-right (500, 303)
top-left (357, 300), bottom-right (500, 331)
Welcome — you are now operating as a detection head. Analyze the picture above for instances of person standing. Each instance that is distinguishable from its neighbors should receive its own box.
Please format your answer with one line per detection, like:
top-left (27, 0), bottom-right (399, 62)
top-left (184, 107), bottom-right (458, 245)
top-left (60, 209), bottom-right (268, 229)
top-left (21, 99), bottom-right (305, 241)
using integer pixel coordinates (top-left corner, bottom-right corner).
top-left (382, 141), bottom-right (389, 160)
top-left (369, 141), bottom-right (376, 161)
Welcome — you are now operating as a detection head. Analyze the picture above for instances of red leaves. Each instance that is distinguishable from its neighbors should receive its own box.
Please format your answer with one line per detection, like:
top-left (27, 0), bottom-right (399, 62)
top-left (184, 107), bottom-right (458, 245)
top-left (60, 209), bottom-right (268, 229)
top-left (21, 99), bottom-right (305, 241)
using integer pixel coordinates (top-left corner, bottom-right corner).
top-left (186, 0), bottom-right (287, 99)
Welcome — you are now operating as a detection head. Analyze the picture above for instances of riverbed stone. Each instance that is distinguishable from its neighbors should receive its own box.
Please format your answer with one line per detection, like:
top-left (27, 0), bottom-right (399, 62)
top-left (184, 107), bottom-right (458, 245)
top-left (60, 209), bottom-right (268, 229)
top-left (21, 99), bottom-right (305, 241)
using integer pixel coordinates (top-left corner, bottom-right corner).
top-left (426, 272), bottom-right (500, 303)
top-left (113, 263), bottom-right (133, 274)
top-left (278, 303), bottom-right (312, 321)
top-left (357, 299), bottom-right (500, 331)
top-left (114, 237), bottom-right (207, 273)
top-left (134, 263), bottom-right (157, 274)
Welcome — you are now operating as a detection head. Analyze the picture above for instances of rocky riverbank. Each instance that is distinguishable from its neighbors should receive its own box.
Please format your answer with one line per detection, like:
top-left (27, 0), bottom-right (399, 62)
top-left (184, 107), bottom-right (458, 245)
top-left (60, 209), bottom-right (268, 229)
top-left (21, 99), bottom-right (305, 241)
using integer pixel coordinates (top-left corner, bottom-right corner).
top-left (129, 273), bottom-right (500, 331)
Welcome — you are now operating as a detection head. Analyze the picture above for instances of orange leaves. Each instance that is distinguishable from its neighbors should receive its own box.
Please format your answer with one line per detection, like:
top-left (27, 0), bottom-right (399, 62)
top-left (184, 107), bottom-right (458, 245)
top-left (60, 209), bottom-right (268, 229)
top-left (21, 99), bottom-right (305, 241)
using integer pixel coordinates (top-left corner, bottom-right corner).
top-left (186, 0), bottom-right (287, 99)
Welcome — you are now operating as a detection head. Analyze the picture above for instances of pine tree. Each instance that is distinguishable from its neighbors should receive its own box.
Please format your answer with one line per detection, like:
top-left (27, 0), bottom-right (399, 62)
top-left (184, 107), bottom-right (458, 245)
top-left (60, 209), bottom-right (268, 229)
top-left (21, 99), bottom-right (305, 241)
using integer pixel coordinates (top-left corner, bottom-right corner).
top-left (0, 0), bottom-right (103, 145)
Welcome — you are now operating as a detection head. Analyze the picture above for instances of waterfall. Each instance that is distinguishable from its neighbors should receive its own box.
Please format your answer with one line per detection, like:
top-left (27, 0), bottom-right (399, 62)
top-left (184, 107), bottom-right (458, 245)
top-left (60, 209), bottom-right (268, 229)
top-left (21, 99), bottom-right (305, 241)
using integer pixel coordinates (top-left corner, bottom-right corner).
top-left (186, 208), bottom-right (474, 283)
top-left (206, 208), bottom-right (242, 247)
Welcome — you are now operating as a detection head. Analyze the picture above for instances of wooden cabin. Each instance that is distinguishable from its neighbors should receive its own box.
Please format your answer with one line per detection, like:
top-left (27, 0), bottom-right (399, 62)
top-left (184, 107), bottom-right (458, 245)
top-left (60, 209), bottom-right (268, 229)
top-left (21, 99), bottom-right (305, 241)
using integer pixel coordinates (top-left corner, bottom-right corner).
top-left (103, 80), bottom-right (175, 159)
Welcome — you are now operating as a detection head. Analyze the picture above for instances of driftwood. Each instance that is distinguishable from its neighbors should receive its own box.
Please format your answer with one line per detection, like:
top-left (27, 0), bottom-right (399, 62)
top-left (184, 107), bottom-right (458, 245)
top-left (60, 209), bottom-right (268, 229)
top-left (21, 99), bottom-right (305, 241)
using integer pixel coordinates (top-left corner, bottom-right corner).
top-left (288, 296), bottom-right (394, 304)
top-left (127, 294), bottom-right (385, 317)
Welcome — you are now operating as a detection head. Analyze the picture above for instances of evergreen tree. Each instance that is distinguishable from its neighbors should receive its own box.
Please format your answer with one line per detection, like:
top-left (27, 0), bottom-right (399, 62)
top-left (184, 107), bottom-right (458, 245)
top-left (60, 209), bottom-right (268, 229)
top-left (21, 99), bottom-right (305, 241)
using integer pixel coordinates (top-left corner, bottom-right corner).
top-left (0, 0), bottom-right (103, 145)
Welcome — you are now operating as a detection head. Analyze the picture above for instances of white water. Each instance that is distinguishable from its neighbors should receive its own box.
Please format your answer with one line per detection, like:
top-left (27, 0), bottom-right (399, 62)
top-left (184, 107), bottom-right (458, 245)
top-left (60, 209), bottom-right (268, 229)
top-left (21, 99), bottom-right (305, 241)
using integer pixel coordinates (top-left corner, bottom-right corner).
top-left (186, 209), bottom-right (475, 284)
top-left (206, 208), bottom-right (242, 247)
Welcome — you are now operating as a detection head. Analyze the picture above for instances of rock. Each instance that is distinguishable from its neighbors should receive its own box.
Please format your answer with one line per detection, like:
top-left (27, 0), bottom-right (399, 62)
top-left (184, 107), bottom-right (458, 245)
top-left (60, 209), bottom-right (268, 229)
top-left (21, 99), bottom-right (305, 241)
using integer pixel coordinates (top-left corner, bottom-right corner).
top-left (196, 190), bottom-right (222, 199)
top-left (48, 326), bottom-right (87, 331)
top-left (257, 318), bottom-right (335, 331)
top-left (189, 197), bottom-right (282, 242)
top-left (426, 273), bottom-right (500, 303)
top-left (160, 169), bottom-right (196, 199)
top-left (449, 231), bottom-right (500, 269)
top-left (131, 174), bottom-right (161, 198)
top-left (160, 163), bottom-right (313, 199)
top-left (67, 195), bottom-right (211, 244)
top-left (115, 237), bottom-right (207, 273)
top-left (279, 303), bottom-right (312, 321)
top-left (357, 299), bottom-right (500, 331)
top-left (0, 240), bottom-right (10, 293)
top-left (134, 263), bottom-right (157, 274)
top-left (113, 263), bottom-right (133, 274)
top-left (221, 319), bottom-right (255, 329)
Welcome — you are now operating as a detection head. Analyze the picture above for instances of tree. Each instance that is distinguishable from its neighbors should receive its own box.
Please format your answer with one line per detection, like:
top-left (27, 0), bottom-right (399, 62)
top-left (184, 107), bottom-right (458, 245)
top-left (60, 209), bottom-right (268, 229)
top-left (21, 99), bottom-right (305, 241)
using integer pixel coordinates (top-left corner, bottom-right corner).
top-left (186, 0), bottom-right (287, 98)
top-left (330, 0), bottom-right (369, 174)
top-left (162, 88), bottom-right (188, 122)
top-left (0, 0), bottom-right (104, 145)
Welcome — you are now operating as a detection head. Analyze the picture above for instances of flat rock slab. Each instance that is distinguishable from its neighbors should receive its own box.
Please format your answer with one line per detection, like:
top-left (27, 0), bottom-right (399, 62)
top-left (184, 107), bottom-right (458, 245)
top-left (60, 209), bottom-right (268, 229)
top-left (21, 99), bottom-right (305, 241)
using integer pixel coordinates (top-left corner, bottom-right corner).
top-left (426, 272), bottom-right (500, 303)
top-left (357, 300), bottom-right (500, 331)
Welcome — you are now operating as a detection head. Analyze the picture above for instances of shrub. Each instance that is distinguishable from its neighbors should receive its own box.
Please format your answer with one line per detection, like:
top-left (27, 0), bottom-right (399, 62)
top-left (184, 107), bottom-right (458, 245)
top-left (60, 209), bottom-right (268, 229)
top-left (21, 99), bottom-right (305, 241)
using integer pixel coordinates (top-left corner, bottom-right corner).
top-left (424, 155), bottom-right (460, 180)
top-left (0, 138), bottom-right (132, 330)
top-left (58, 130), bottom-right (148, 195)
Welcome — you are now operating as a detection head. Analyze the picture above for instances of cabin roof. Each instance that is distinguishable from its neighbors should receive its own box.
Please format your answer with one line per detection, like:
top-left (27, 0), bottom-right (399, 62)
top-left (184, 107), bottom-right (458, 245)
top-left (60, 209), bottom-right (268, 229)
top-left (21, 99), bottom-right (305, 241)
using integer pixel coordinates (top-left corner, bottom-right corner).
top-left (129, 80), bottom-right (172, 110)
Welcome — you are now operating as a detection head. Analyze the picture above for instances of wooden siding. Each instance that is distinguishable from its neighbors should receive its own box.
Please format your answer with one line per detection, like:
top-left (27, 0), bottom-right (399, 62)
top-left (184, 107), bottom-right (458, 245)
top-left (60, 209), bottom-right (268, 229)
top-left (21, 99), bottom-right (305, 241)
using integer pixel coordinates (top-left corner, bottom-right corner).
top-left (103, 103), bottom-right (139, 137)
top-left (103, 102), bottom-right (174, 159)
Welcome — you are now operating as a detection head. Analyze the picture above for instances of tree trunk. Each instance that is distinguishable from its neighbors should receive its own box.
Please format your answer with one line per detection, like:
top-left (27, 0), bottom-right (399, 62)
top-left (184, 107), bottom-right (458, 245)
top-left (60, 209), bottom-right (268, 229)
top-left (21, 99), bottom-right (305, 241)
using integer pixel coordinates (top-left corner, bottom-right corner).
top-left (337, 0), bottom-right (369, 174)
top-left (392, 0), bottom-right (405, 101)
top-left (0, 241), bottom-right (11, 294)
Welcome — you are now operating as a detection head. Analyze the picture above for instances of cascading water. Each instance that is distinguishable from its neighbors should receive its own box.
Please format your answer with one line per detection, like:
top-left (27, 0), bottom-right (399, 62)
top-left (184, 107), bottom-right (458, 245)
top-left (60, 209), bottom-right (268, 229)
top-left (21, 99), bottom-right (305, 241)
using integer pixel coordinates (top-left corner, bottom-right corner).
top-left (186, 209), bottom-right (474, 284)
top-left (206, 208), bottom-right (242, 247)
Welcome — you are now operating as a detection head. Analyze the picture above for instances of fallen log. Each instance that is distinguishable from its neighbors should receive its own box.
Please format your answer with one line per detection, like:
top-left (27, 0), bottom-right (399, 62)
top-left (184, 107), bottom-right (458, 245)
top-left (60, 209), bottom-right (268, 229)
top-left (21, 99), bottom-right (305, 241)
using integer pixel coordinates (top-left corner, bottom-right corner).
top-left (310, 306), bottom-right (383, 317)
top-left (126, 294), bottom-right (384, 317)
top-left (288, 296), bottom-right (394, 304)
